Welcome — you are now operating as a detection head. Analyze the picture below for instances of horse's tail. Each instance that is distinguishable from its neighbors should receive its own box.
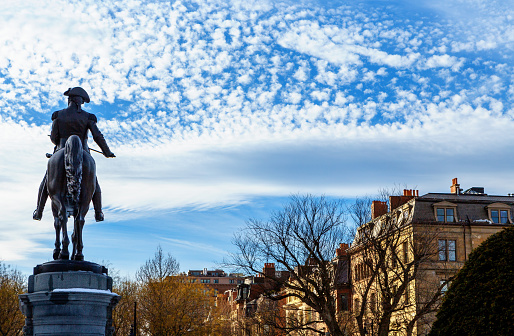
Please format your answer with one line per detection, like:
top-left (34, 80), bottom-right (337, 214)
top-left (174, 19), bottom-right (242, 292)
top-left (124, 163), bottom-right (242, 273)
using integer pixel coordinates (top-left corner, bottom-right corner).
top-left (64, 135), bottom-right (83, 203)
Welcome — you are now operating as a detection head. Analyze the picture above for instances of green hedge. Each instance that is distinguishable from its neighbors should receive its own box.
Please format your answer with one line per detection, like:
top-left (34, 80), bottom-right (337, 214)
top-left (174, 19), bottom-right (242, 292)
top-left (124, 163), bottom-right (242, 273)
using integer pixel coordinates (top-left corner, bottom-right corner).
top-left (429, 226), bottom-right (514, 336)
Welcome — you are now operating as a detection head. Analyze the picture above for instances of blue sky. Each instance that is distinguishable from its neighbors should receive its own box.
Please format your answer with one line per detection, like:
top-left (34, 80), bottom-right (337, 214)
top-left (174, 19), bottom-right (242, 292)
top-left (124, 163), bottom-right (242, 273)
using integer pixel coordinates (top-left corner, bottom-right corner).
top-left (0, 0), bottom-right (513, 276)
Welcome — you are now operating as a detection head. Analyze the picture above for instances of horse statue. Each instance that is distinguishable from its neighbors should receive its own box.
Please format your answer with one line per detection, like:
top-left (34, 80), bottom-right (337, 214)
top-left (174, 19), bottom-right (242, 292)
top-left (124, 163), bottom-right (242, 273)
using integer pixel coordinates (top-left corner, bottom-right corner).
top-left (47, 135), bottom-right (96, 261)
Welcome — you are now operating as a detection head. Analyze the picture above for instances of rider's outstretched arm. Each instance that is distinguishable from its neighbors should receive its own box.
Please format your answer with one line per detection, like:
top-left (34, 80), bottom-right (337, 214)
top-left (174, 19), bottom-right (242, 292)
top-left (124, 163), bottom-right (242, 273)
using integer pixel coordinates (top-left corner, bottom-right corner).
top-left (87, 116), bottom-right (115, 158)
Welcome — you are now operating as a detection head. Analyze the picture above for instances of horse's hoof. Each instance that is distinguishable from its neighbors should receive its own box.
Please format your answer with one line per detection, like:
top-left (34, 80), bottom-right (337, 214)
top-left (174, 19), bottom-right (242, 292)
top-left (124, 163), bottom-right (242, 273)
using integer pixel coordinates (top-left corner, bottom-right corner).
top-left (53, 249), bottom-right (60, 260)
top-left (33, 209), bottom-right (43, 221)
top-left (95, 211), bottom-right (104, 222)
top-left (74, 254), bottom-right (84, 261)
top-left (59, 252), bottom-right (69, 260)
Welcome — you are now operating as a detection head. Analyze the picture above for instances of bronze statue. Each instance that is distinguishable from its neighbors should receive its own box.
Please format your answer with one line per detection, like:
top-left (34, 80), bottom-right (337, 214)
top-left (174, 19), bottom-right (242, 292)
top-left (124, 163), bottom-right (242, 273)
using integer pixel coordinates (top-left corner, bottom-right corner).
top-left (34, 87), bottom-right (115, 260)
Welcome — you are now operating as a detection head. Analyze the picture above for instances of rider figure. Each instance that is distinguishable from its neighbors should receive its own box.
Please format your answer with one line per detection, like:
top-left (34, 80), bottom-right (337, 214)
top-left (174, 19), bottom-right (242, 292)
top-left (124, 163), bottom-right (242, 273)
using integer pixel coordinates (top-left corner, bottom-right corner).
top-left (33, 87), bottom-right (115, 222)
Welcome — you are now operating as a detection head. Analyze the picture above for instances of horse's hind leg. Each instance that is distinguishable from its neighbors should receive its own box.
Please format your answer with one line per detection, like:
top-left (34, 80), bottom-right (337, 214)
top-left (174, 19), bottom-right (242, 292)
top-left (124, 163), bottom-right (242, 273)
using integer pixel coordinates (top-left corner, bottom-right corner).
top-left (58, 207), bottom-right (70, 260)
top-left (52, 204), bottom-right (61, 260)
top-left (72, 212), bottom-right (85, 261)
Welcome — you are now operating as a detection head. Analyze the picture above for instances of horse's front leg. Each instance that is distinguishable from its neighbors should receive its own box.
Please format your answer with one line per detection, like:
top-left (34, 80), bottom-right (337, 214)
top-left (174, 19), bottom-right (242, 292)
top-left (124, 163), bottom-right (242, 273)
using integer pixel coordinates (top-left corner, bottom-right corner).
top-left (52, 205), bottom-right (61, 260)
top-left (71, 228), bottom-right (77, 261)
top-left (52, 197), bottom-right (62, 260)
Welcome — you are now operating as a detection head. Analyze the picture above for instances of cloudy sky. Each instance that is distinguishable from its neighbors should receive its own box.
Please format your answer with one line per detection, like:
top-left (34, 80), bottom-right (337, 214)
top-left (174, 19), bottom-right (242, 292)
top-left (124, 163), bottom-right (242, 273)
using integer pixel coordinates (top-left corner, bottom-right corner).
top-left (0, 0), bottom-right (513, 276)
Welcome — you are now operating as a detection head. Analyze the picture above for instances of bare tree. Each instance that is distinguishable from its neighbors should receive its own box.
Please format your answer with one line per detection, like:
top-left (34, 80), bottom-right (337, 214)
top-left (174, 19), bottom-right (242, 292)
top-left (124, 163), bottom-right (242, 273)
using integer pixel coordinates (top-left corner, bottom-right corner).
top-left (229, 194), bottom-right (352, 336)
top-left (348, 196), bottom-right (372, 227)
top-left (0, 262), bottom-right (25, 336)
top-left (136, 245), bottom-right (180, 283)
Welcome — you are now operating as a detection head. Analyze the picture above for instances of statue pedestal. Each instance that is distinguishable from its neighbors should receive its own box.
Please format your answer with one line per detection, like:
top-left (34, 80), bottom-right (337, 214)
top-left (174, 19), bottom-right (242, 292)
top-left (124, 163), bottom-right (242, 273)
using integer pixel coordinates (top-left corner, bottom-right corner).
top-left (19, 260), bottom-right (120, 336)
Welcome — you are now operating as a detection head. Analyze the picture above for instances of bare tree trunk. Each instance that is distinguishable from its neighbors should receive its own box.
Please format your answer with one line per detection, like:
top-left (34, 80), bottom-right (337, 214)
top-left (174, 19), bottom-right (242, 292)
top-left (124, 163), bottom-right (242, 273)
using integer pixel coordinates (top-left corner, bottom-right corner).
top-left (228, 195), bottom-right (352, 336)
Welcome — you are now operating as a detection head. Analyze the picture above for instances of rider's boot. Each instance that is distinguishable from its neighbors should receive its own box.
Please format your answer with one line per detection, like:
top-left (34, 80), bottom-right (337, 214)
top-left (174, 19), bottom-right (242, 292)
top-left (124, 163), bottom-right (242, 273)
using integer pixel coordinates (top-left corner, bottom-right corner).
top-left (33, 175), bottom-right (48, 221)
top-left (93, 191), bottom-right (104, 222)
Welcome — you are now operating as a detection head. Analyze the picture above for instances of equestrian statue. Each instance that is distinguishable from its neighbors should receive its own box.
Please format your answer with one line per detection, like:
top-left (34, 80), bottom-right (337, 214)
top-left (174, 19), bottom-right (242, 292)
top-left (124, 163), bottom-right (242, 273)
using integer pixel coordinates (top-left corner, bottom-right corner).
top-left (34, 87), bottom-right (115, 261)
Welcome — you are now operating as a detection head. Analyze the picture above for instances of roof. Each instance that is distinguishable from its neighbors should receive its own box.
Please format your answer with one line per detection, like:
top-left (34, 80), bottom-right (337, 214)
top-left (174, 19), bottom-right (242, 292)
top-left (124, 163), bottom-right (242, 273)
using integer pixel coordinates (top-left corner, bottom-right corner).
top-left (419, 193), bottom-right (514, 204)
top-left (412, 193), bottom-right (514, 224)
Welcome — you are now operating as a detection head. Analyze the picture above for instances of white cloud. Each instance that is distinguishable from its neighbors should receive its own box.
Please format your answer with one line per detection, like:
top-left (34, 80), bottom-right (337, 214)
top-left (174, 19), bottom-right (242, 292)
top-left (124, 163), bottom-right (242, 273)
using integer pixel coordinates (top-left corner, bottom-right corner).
top-left (1, 0), bottom-right (514, 270)
top-left (424, 54), bottom-right (462, 69)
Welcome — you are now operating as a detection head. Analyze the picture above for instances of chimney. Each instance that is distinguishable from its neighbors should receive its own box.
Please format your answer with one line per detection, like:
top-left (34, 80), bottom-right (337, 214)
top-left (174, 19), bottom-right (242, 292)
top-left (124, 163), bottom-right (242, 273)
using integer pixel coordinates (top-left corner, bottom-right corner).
top-left (402, 189), bottom-right (418, 197)
top-left (336, 243), bottom-right (349, 257)
top-left (263, 263), bottom-right (275, 278)
top-left (451, 178), bottom-right (461, 194)
top-left (371, 201), bottom-right (388, 219)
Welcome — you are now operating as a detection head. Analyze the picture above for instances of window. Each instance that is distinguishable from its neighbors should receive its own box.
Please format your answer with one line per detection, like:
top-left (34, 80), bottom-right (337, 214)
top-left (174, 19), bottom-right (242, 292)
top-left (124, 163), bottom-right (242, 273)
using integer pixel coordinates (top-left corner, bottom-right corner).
top-left (486, 203), bottom-right (512, 224)
top-left (306, 309), bottom-right (313, 323)
top-left (438, 240), bottom-right (446, 260)
top-left (438, 239), bottom-right (456, 261)
top-left (229, 279), bottom-right (235, 284)
top-left (340, 294), bottom-right (349, 311)
top-left (214, 279), bottom-right (219, 284)
top-left (433, 201), bottom-right (458, 223)
top-left (436, 208), bottom-right (454, 222)
top-left (491, 210), bottom-right (509, 224)
top-left (201, 279), bottom-right (211, 284)
top-left (448, 240), bottom-right (456, 261)
top-left (391, 246), bottom-right (397, 268)
top-left (370, 292), bottom-right (376, 312)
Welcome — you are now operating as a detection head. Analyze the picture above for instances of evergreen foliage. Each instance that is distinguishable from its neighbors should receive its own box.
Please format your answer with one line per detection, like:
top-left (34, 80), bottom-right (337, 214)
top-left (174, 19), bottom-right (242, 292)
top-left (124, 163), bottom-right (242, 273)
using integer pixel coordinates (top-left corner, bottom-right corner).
top-left (429, 227), bottom-right (514, 336)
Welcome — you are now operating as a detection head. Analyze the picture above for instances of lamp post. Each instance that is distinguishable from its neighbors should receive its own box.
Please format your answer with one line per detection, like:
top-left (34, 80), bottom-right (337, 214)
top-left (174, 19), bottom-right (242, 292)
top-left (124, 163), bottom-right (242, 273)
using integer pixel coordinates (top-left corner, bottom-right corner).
top-left (129, 301), bottom-right (137, 336)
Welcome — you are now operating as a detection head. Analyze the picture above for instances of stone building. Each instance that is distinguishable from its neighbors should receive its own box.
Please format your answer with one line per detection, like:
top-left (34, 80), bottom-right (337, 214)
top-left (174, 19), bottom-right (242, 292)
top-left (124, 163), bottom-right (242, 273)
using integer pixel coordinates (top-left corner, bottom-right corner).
top-left (278, 245), bottom-right (352, 335)
top-left (349, 178), bottom-right (513, 335)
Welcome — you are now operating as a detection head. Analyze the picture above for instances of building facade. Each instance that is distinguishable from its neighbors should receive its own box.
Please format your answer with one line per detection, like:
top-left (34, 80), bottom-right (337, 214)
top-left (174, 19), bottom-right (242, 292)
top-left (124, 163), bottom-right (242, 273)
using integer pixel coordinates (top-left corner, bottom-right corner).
top-left (186, 268), bottom-right (245, 296)
top-left (349, 178), bottom-right (513, 335)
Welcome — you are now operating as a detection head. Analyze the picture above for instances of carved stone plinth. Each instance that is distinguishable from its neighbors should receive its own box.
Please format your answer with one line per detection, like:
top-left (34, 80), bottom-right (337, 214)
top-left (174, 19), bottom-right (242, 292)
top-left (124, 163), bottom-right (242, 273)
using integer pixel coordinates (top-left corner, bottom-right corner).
top-left (19, 260), bottom-right (120, 336)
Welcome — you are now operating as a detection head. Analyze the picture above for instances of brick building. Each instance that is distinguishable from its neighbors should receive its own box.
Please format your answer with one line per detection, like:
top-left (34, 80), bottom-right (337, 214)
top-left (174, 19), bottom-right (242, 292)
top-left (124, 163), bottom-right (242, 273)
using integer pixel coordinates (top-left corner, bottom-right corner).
top-left (186, 268), bottom-right (245, 296)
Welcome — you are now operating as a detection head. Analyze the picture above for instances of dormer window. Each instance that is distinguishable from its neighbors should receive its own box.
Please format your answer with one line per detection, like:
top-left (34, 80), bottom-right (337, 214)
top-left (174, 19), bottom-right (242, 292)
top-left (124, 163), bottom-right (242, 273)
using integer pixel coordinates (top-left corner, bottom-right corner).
top-left (486, 203), bottom-right (512, 224)
top-left (433, 201), bottom-right (458, 223)
top-left (437, 208), bottom-right (454, 222)
top-left (491, 210), bottom-right (508, 224)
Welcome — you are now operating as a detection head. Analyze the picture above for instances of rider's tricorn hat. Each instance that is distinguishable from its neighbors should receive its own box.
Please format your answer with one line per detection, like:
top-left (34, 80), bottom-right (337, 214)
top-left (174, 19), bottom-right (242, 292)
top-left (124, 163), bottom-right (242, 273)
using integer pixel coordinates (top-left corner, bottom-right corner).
top-left (64, 87), bottom-right (90, 103)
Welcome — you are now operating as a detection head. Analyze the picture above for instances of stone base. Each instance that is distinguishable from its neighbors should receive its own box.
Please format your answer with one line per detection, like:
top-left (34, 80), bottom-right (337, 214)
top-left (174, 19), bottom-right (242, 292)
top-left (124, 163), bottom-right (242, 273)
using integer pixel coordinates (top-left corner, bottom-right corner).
top-left (19, 261), bottom-right (120, 336)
